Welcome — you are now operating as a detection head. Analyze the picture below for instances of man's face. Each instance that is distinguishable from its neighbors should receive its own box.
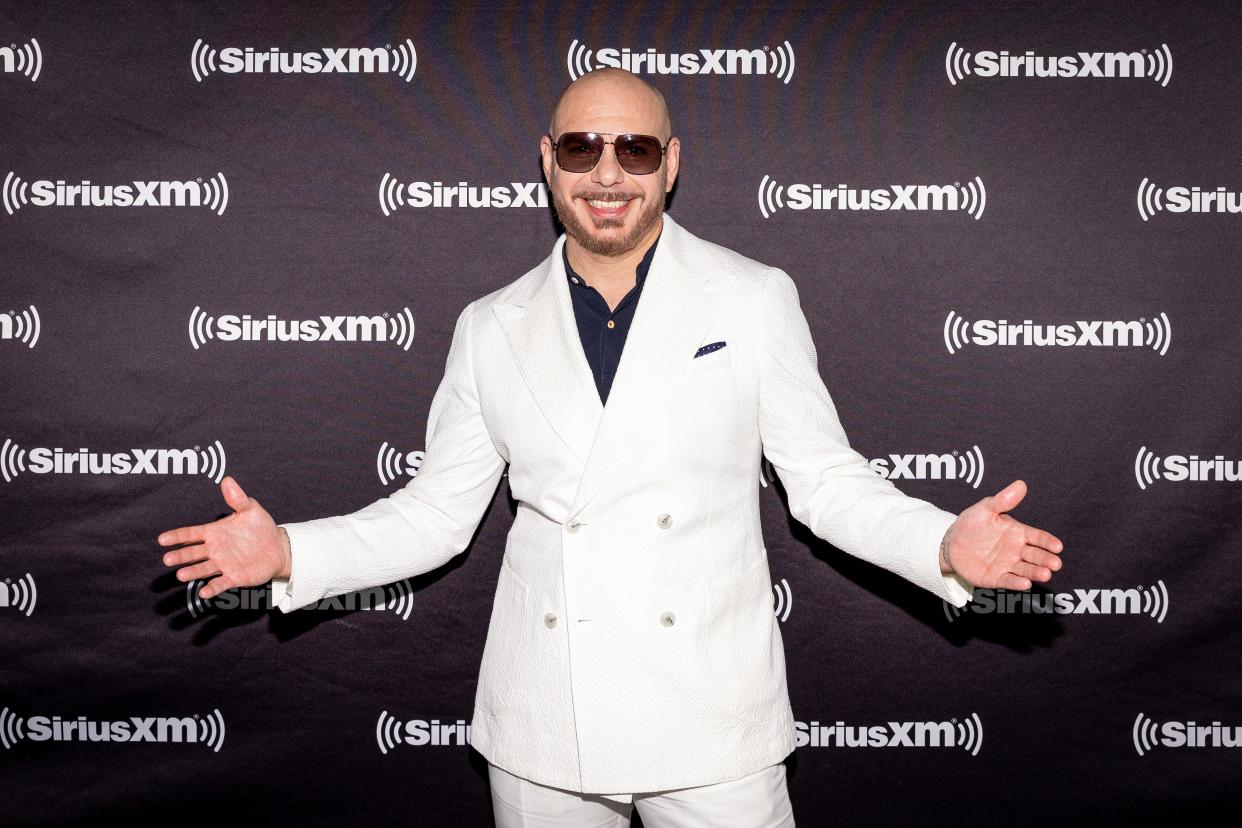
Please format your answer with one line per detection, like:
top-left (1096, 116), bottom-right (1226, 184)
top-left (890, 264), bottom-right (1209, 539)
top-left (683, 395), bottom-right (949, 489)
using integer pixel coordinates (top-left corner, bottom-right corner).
top-left (540, 79), bottom-right (680, 258)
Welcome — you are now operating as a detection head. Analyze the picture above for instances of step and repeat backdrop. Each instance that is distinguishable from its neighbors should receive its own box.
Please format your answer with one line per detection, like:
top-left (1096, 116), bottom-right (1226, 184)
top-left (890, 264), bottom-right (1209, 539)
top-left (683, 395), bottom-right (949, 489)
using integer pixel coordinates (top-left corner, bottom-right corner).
top-left (2, 0), bottom-right (1239, 824)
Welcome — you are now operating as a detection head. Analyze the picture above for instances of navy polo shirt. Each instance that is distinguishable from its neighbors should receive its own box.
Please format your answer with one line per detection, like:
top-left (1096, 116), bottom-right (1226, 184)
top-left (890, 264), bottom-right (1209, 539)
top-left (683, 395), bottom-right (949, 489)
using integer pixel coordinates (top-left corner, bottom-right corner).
top-left (563, 231), bottom-right (661, 405)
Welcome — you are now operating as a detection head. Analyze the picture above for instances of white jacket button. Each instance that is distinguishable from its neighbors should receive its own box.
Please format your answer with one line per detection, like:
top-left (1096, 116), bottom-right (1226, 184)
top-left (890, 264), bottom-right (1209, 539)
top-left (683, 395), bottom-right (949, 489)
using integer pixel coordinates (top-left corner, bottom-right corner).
top-left (544, 612), bottom-right (557, 628)
top-left (566, 518), bottom-right (581, 533)
top-left (656, 513), bottom-right (672, 529)
top-left (659, 611), bottom-right (676, 627)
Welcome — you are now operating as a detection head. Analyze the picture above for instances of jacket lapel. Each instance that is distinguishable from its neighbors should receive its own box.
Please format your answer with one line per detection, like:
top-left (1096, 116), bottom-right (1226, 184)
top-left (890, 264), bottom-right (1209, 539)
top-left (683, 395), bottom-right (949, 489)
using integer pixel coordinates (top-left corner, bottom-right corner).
top-left (491, 213), bottom-right (735, 513)
top-left (492, 239), bottom-right (604, 466)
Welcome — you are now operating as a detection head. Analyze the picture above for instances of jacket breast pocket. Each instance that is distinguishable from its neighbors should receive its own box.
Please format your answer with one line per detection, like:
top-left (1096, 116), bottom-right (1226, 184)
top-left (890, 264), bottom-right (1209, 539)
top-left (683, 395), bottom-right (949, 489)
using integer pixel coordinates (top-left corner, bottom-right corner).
top-left (476, 559), bottom-right (531, 716)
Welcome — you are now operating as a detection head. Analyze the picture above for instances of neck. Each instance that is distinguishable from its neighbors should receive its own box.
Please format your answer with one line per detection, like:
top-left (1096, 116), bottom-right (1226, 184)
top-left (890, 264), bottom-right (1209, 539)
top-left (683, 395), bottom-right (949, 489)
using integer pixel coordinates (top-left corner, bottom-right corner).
top-left (565, 214), bottom-right (663, 291)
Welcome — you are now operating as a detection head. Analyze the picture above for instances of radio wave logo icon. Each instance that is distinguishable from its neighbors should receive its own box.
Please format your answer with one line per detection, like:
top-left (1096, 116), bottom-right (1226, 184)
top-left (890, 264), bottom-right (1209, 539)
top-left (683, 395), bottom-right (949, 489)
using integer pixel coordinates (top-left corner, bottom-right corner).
top-left (376, 710), bottom-right (405, 755)
top-left (944, 42), bottom-right (973, 85)
top-left (1, 38), bottom-right (42, 81)
top-left (960, 445), bottom-right (984, 488)
top-left (1149, 44), bottom-right (1174, 86)
top-left (769, 41), bottom-right (796, 84)
top-left (189, 38), bottom-right (216, 82)
top-left (1133, 713), bottom-right (1161, 756)
top-left (0, 438), bottom-right (27, 483)
top-left (3, 304), bottom-right (40, 348)
top-left (1134, 446), bottom-right (1162, 489)
top-left (1140, 580), bottom-right (1170, 623)
top-left (566, 39), bottom-right (594, 81)
top-left (0, 707), bottom-right (26, 749)
top-left (757, 175), bottom-right (785, 219)
top-left (198, 441), bottom-right (227, 484)
top-left (200, 172), bottom-right (229, 215)
top-left (772, 577), bottom-right (792, 623)
top-left (943, 311), bottom-right (971, 355)
top-left (1, 573), bottom-right (37, 616)
top-left (379, 172), bottom-right (405, 216)
top-left (1136, 177), bottom-right (1163, 221)
top-left (958, 177), bottom-right (987, 219)
top-left (954, 713), bottom-right (983, 756)
top-left (376, 442), bottom-right (423, 486)
top-left (2, 172), bottom-right (30, 215)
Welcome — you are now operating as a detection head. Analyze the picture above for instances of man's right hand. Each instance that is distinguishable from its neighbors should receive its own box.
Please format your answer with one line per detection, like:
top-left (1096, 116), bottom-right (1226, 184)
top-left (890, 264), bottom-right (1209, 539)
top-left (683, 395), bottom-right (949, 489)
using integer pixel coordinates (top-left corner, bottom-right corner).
top-left (158, 475), bottom-right (292, 601)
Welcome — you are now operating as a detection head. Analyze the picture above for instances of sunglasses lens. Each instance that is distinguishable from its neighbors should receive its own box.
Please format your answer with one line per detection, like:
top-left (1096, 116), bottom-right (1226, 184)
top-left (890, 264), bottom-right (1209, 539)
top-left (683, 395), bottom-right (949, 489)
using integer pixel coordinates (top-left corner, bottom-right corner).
top-left (555, 132), bottom-right (601, 172)
top-left (614, 134), bottom-right (664, 174)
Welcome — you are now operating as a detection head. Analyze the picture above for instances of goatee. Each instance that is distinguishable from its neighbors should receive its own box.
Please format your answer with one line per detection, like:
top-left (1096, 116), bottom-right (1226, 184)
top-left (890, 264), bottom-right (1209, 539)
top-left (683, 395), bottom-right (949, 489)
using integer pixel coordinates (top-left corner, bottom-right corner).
top-left (551, 187), bottom-right (666, 257)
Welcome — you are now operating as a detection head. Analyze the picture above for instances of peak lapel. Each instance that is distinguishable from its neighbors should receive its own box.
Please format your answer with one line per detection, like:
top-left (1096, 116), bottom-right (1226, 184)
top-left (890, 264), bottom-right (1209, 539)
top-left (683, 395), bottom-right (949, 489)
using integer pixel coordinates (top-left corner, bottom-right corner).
top-left (492, 237), bottom-right (603, 466)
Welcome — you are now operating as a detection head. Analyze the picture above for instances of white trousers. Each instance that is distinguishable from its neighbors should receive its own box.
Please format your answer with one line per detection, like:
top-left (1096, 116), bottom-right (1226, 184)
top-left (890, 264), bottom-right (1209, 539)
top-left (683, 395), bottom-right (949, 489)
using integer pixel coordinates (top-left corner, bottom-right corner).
top-left (488, 761), bottom-right (796, 827)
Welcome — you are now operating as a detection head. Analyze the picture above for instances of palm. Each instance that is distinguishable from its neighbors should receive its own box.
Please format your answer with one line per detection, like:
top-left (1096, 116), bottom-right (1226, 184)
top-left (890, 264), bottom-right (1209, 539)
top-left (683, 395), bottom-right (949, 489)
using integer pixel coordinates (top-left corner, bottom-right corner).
top-left (946, 479), bottom-right (1064, 592)
top-left (157, 476), bottom-right (287, 601)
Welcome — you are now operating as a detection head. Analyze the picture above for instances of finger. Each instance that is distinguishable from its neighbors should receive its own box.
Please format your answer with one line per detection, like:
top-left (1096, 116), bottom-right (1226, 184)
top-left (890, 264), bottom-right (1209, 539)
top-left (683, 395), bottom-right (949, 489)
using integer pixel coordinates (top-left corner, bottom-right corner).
top-left (221, 475), bottom-right (249, 512)
top-left (162, 546), bottom-right (209, 568)
top-left (999, 572), bottom-right (1032, 591)
top-left (1020, 545), bottom-right (1062, 572)
top-left (983, 479), bottom-right (1027, 514)
top-left (198, 574), bottom-right (234, 602)
top-left (1023, 526), bottom-right (1063, 554)
top-left (176, 560), bottom-right (221, 583)
top-left (157, 526), bottom-right (206, 547)
top-left (1011, 560), bottom-right (1052, 583)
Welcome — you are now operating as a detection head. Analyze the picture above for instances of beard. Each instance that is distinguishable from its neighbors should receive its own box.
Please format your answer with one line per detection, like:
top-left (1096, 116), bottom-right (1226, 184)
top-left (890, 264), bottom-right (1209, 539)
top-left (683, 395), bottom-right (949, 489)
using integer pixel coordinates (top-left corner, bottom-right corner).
top-left (550, 184), bottom-right (666, 257)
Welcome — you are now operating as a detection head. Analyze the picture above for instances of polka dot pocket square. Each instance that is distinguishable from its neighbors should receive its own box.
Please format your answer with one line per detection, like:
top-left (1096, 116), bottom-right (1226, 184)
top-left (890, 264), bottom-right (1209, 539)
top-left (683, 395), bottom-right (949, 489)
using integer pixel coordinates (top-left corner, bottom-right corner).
top-left (693, 341), bottom-right (727, 358)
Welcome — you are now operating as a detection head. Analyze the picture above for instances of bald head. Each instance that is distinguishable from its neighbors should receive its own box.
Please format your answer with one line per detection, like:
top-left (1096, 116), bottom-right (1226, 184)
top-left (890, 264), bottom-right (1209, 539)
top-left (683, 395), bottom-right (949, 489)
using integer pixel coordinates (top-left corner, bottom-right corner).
top-left (548, 67), bottom-right (672, 140)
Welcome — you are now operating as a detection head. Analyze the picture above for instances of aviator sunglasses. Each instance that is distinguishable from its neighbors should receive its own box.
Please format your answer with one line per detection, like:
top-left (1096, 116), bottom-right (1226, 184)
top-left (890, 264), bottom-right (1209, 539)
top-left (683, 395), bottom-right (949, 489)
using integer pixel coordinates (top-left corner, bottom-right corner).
top-left (549, 131), bottom-right (671, 175)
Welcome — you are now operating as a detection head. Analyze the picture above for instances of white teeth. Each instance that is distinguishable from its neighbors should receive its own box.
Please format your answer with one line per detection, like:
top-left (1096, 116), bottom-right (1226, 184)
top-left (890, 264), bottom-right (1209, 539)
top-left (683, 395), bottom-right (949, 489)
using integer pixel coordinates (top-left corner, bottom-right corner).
top-left (587, 198), bottom-right (630, 209)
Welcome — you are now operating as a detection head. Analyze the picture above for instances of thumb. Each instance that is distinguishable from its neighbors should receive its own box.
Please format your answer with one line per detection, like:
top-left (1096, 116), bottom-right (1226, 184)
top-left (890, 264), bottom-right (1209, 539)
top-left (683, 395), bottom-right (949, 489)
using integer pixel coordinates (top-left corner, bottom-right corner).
top-left (221, 475), bottom-right (250, 512)
top-left (985, 479), bottom-right (1026, 514)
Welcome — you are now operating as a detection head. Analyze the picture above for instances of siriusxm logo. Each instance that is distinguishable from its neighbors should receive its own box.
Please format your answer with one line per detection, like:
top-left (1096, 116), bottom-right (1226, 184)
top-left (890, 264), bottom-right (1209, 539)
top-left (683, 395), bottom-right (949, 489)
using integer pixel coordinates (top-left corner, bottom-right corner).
top-left (1137, 178), bottom-right (1242, 220)
top-left (943, 311), bottom-right (1172, 355)
top-left (0, 439), bottom-right (227, 484)
top-left (758, 176), bottom-right (986, 219)
top-left (943, 583), bottom-right (1170, 624)
top-left (1135, 447), bottom-right (1242, 489)
top-left (1, 305), bottom-right (40, 348)
top-left (1133, 714), bottom-right (1242, 755)
top-left (0, 573), bottom-right (37, 617)
top-left (0, 707), bottom-right (225, 751)
top-left (377, 443), bottom-right (424, 486)
top-left (796, 714), bottom-right (982, 754)
top-left (188, 307), bottom-right (416, 351)
top-left (187, 579), bottom-right (417, 620)
top-left (378, 175), bottom-right (547, 215)
top-left (0, 38), bottom-right (42, 81)
top-left (2, 172), bottom-right (228, 215)
top-left (869, 446), bottom-right (985, 488)
top-left (191, 39), bottom-right (416, 82)
top-left (567, 39), bottom-right (795, 83)
top-left (375, 713), bottom-right (471, 754)
top-left (945, 42), bottom-right (1172, 86)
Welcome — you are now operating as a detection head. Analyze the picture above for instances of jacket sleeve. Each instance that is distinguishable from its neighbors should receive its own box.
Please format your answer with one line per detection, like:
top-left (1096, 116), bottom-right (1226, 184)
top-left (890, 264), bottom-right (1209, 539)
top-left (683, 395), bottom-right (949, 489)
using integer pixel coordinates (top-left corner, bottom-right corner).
top-left (756, 267), bottom-right (974, 608)
top-left (268, 300), bottom-right (507, 613)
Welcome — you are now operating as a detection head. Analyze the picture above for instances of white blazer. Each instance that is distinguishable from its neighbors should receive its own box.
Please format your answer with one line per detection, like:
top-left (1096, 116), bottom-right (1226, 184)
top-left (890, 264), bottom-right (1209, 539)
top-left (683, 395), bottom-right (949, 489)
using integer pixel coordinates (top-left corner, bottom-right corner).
top-left (271, 212), bottom-right (974, 801)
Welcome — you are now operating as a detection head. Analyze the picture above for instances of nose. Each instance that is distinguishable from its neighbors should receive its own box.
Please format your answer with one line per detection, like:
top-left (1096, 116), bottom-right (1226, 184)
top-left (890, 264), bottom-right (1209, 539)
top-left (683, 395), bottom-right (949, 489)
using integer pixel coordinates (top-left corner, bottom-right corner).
top-left (590, 141), bottom-right (626, 188)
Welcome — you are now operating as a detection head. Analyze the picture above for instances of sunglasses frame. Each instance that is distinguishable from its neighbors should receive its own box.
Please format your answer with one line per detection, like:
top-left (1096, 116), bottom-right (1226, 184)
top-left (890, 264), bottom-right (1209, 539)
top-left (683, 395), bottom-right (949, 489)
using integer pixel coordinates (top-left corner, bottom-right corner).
top-left (548, 131), bottom-right (672, 175)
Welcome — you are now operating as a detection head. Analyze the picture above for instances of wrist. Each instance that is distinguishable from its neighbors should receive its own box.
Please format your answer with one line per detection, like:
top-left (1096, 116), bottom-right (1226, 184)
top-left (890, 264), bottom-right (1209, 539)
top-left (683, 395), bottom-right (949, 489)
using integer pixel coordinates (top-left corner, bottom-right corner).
top-left (278, 526), bottom-right (292, 579)
top-left (939, 524), bottom-right (954, 575)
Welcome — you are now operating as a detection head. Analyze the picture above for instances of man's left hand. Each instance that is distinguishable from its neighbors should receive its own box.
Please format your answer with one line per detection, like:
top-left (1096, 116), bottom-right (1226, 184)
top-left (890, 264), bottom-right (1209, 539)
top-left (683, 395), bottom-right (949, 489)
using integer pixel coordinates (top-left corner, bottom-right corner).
top-left (941, 479), bottom-right (1064, 590)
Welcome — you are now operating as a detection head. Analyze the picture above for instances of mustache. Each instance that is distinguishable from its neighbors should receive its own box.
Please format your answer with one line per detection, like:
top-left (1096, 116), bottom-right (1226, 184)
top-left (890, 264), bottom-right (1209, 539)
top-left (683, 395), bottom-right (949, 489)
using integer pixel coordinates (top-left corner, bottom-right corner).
top-left (574, 191), bottom-right (641, 202)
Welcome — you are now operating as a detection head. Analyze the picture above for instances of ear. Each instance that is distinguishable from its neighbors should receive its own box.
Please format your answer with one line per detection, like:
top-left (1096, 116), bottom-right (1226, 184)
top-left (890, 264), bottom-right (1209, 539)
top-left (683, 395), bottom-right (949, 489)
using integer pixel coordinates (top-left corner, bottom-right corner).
top-left (663, 136), bottom-right (680, 192)
top-left (540, 134), bottom-right (555, 184)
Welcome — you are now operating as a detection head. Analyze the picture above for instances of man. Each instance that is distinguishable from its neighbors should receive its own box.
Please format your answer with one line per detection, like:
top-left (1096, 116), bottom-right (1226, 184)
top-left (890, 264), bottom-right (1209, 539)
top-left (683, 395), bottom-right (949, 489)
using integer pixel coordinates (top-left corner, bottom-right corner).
top-left (158, 68), bottom-right (1064, 826)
